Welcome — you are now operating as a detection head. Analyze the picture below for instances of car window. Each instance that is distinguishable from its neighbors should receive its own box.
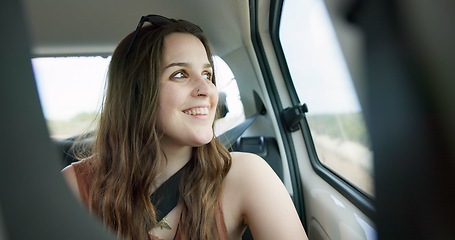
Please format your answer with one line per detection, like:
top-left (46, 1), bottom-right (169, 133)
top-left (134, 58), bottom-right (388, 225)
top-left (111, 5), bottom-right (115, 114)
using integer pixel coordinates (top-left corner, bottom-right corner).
top-left (33, 56), bottom-right (107, 139)
top-left (32, 56), bottom-right (244, 139)
top-left (279, 0), bottom-right (374, 197)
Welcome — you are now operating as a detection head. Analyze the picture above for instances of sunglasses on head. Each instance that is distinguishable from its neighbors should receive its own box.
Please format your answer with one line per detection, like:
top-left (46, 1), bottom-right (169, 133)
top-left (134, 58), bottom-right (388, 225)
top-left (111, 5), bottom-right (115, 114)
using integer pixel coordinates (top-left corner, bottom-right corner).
top-left (126, 14), bottom-right (203, 55)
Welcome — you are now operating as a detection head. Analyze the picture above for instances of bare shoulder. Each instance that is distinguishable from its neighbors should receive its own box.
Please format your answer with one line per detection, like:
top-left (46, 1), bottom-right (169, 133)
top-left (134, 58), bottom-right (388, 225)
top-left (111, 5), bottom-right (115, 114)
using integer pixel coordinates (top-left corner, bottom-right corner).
top-left (222, 152), bottom-right (280, 238)
top-left (223, 152), bottom-right (279, 197)
top-left (61, 164), bottom-right (76, 184)
top-left (228, 151), bottom-right (272, 176)
top-left (61, 164), bottom-right (81, 199)
top-left (225, 152), bottom-right (308, 240)
top-left (226, 151), bottom-right (285, 204)
top-left (226, 152), bottom-right (280, 188)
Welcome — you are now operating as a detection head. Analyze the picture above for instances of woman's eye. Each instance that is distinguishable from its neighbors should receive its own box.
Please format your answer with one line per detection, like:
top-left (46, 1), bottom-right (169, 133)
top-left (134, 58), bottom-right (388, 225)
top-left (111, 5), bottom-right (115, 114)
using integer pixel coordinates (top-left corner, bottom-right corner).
top-left (171, 71), bottom-right (187, 79)
top-left (202, 71), bottom-right (212, 81)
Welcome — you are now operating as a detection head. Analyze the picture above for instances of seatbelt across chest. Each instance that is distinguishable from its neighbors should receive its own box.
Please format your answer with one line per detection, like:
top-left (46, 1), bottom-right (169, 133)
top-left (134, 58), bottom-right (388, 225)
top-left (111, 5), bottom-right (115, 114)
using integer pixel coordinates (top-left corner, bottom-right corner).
top-left (150, 165), bottom-right (185, 229)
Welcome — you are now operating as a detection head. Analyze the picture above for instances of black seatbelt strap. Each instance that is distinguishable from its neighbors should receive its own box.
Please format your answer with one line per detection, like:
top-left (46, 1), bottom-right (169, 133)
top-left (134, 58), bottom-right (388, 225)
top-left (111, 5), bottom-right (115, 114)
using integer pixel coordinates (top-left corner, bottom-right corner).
top-left (217, 112), bottom-right (259, 148)
top-left (216, 91), bottom-right (266, 148)
top-left (150, 165), bottom-right (185, 227)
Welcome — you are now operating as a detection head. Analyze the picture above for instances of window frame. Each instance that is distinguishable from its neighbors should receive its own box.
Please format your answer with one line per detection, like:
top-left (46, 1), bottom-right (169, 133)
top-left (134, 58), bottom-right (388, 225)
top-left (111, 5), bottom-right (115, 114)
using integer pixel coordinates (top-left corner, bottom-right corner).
top-left (249, 0), bottom-right (307, 228)
top-left (268, 0), bottom-right (375, 219)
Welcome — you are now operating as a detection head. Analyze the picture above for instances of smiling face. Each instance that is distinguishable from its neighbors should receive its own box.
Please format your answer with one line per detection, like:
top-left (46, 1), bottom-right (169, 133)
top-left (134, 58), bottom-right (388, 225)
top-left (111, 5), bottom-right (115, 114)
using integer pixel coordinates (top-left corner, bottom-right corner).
top-left (157, 32), bottom-right (218, 149)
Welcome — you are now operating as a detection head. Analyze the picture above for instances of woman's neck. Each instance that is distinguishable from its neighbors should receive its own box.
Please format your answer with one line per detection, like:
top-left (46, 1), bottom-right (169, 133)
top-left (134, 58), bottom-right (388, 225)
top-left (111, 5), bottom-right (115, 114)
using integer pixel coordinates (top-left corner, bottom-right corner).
top-left (152, 140), bottom-right (192, 192)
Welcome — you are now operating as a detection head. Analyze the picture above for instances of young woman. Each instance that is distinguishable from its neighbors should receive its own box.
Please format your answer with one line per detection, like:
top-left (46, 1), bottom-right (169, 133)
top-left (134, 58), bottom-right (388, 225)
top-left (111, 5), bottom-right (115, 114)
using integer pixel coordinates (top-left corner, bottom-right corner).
top-left (62, 14), bottom-right (307, 240)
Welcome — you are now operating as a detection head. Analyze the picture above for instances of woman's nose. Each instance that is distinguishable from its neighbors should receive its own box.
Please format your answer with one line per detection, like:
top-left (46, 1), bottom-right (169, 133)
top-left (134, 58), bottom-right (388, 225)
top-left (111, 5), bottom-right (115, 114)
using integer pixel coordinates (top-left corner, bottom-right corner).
top-left (192, 85), bottom-right (209, 97)
top-left (195, 88), bottom-right (205, 97)
top-left (191, 77), bottom-right (214, 97)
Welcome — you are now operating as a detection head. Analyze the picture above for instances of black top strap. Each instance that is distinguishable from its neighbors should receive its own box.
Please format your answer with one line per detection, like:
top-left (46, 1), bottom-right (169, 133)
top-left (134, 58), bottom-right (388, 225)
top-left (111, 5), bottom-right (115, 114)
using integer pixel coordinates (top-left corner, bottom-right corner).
top-left (150, 164), bottom-right (186, 223)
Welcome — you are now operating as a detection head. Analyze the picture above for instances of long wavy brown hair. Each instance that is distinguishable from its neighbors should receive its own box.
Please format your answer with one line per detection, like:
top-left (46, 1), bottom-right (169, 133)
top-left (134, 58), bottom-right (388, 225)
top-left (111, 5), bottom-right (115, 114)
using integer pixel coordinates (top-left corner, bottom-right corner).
top-left (86, 19), bottom-right (232, 239)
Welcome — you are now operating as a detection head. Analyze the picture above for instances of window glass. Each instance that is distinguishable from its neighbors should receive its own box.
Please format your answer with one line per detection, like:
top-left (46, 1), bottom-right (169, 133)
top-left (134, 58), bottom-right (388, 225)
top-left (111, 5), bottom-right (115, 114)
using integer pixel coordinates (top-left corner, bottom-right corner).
top-left (33, 56), bottom-right (107, 139)
top-left (213, 56), bottom-right (246, 136)
top-left (279, 0), bottom-right (374, 197)
top-left (32, 56), bottom-right (244, 140)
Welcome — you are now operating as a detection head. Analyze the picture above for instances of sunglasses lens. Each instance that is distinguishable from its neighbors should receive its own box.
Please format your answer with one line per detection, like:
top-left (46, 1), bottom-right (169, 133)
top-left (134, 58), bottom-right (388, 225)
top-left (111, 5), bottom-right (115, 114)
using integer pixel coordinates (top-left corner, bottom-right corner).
top-left (146, 15), bottom-right (172, 26)
top-left (127, 15), bottom-right (202, 55)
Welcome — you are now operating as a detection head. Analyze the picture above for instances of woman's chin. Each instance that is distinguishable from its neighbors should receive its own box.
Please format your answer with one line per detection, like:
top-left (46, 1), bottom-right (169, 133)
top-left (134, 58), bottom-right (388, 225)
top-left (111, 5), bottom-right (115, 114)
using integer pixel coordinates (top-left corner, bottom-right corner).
top-left (191, 133), bottom-right (214, 146)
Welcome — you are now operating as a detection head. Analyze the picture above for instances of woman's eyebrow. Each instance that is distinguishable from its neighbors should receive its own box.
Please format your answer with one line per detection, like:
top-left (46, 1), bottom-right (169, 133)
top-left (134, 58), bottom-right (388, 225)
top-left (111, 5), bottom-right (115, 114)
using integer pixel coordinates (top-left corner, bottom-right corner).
top-left (163, 62), bottom-right (213, 70)
top-left (164, 62), bottom-right (189, 69)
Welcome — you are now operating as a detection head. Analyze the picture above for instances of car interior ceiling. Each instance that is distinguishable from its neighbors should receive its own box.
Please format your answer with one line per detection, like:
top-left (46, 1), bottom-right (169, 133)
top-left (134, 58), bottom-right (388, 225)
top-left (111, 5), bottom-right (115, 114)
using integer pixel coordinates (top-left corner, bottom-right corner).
top-left (24, 0), bottom-right (245, 57)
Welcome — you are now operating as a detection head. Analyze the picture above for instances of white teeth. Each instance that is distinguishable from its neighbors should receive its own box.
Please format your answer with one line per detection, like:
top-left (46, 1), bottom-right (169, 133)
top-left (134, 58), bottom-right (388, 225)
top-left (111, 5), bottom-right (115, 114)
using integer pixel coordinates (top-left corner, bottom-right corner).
top-left (183, 107), bottom-right (209, 115)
